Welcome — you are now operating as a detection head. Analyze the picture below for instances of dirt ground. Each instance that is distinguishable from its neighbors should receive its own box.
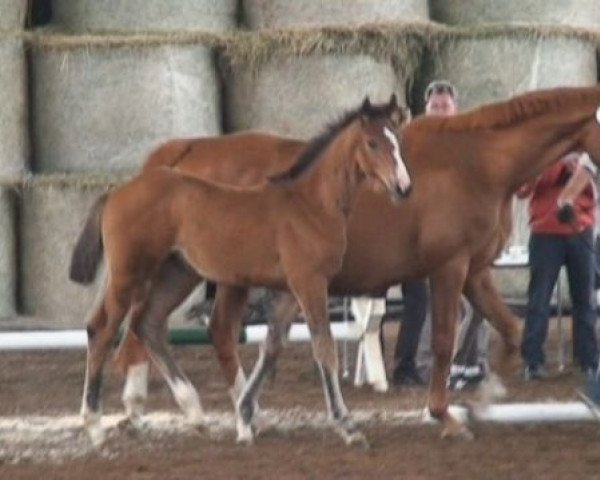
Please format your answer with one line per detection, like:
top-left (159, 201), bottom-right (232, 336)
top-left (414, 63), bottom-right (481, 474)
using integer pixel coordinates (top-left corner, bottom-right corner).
top-left (1, 321), bottom-right (599, 480)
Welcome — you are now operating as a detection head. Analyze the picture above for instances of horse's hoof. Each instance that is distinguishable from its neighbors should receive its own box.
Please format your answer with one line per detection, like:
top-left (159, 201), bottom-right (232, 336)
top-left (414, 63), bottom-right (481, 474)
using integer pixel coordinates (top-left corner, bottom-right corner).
top-left (477, 372), bottom-right (507, 405)
top-left (117, 414), bottom-right (146, 433)
top-left (236, 421), bottom-right (256, 445)
top-left (441, 424), bottom-right (474, 441)
top-left (344, 430), bottom-right (370, 450)
top-left (86, 423), bottom-right (107, 448)
top-left (236, 429), bottom-right (255, 445)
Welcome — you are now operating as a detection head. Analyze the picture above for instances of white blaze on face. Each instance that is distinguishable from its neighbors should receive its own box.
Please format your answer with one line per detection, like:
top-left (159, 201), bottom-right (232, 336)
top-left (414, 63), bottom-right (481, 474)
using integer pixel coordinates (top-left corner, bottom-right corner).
top-left (595, 106), bottom-right (600, 124)
top-left (383, 126), bottom-right (411, 192)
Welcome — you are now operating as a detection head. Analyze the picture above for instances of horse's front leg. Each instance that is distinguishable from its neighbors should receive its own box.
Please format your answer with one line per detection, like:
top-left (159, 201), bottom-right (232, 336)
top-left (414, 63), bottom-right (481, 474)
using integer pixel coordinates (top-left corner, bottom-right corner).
top-left (235, 291), bottom-right (298, 443)
top-left (429, 261), bottom-right (473, 440)
top-left (289, 276), bottom-right (367, 447)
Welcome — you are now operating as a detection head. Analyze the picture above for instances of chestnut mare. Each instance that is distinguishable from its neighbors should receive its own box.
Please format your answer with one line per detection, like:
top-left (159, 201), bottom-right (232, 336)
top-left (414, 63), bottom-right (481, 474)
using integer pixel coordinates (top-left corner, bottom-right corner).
top-left (70, 96), bottom-right (410, 446)
top-left (109, 86), bottom-right (600, 441)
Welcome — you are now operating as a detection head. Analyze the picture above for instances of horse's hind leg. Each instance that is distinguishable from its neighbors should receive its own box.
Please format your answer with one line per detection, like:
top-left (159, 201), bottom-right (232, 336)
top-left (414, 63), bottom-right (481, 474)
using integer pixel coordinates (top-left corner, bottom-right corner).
top-left (463, 268), bottom-right (522, 375)
top-left (210, 285), bottom-right (251, 404)
top-left (81, 280), bottom-right (133, 446)
top-left (132, 257), bottom-right (206, 428)
top-left (116, 254), bottom-right (201, 426)
top-left (234, 291), bottom-right (298, 443)
top-left (290, 277), bottom-right (366, 447)
top-left (463, 268), bottom-right (522, 407)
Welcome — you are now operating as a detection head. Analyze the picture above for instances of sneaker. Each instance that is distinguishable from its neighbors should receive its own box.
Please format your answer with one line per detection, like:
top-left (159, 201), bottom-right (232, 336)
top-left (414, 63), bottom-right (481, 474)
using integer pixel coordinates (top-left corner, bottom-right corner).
top-left (577, 377), bottom-right (600, 421)
top-left (462, 363), bottom-right (486, 388)
top-left (448, 364), bottom-right (466, 391)
top-left (449, 363), bottom-right (486, 391)
top-left (522, 364), bottom-right (548, 381)
top-left (582, 366), bottom-right (598, 382)
top-left (578, 389), bottom-right (600, 421)
top-left (392, 365), bottom-right (426, 387)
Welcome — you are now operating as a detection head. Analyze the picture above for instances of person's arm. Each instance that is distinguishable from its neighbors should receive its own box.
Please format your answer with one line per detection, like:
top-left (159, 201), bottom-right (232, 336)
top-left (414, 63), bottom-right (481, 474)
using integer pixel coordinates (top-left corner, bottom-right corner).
top-left (556, 153), bottom-right (596, 207)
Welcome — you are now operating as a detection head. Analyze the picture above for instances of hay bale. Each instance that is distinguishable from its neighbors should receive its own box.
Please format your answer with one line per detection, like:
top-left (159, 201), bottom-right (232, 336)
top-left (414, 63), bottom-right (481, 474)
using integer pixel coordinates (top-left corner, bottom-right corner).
top-left (31, 41), bottom-right (221, 173)
top-left (20, 176), bottom-right (117, 326)
top-left (242, 0), bottom-right (429, 29)
top-left (0, 0), bottom-right (27, 30)
top-left (0, 37), bottom-right (28, 176)
top-left (226, 54), bottom-right (404, 138)
top-left (417, 36), bottom-right (597, 111)
top-left (0, 186), bottom-right (17, 318)
top-left (51, 0), bottom-right (238, 32)
top-left (430, 0), bottom-right (600, 27)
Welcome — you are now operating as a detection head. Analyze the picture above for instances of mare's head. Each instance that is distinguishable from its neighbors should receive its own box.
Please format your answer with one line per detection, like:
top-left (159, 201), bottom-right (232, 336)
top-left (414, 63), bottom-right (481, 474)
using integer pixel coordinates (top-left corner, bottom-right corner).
top-left (354, 94), bottom-right (412, 201)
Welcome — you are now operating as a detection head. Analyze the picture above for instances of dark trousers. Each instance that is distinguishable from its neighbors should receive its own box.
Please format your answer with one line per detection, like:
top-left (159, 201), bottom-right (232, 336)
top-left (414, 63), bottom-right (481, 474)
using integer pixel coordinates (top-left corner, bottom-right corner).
top-left (521, 229), bottom-right (599, 370)
top-left (394, 279), bottom-right (428, 372)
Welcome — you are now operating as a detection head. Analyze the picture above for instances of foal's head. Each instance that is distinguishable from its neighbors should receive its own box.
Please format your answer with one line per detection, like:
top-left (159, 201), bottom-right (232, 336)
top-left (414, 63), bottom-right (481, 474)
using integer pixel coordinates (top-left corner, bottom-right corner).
top-left (355, 94), bottom-right (412, 201)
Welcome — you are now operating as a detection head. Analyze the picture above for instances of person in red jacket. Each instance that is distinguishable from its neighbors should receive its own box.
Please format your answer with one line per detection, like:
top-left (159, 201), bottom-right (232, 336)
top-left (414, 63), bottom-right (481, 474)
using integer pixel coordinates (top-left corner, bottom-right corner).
top-left (518, 152), bottom-right (599, 380)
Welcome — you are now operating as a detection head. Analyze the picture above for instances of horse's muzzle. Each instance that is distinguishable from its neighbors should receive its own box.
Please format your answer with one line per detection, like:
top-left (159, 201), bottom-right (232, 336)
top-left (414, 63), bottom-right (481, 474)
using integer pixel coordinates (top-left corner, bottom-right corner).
top-left (391, 183), bottom-right (412, 202)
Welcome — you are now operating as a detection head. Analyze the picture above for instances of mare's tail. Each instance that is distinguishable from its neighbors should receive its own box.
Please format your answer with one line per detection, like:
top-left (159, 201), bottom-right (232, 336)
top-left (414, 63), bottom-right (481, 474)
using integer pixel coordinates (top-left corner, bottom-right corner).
top-left (69, 192), bottom-right (109, 284)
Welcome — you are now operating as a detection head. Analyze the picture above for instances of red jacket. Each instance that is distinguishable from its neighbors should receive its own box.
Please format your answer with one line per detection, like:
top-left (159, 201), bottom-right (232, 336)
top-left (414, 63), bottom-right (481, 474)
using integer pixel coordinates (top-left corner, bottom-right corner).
top-left (520, 157), bottom-right (596, 235)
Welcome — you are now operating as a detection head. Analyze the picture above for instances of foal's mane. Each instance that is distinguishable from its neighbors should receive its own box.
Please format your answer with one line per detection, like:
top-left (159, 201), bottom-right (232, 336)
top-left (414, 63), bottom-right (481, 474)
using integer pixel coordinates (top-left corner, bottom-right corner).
top-left (270, 102), bottom-right (394, 184)
top-left (420, 86), bottom-right (600, 133)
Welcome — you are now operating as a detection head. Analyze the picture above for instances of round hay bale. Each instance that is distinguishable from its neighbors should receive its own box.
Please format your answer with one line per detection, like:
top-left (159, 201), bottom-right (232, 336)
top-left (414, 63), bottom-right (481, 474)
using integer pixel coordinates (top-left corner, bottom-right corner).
top-left (0, 0), bottom-right (27, 30)
top-left (242, 0), bottom-right (429, 29)
top-left (226, 54), bottom-right (404, 138)
top-left (0, 37), bottom-right (28, 176)
top-left (51, 0), bottom-right (238, 32)
top-left (31, 41), bottom-right (221, 173)
top-left (430, 0), bottom-right (600, 27)
top-left (20, 177), bottom-right (118, 326)
top-left (417, 36), bottom-right (597, 112)
top-left (0, 186), bottom-right (17, 318)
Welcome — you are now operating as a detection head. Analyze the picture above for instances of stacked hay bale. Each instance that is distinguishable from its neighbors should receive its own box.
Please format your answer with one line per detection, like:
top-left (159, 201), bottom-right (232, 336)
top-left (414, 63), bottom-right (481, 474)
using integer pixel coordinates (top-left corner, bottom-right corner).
top-left (430, 0), bottom-right (600, 27)
top-left (0, 0), bottom-right (27, 30)
top-left (241, 0), bottom-right (429, 29)
top-left (21, 4), bottom-right (226, 326)
top-left (0, 1), bottom-right (28, 318)
top-left (30, 37), bottom-right (221, 173)
top-left (20, 176), bottom-right (116, 325)
top-left (224, 29), bottom-right (421, 138)
top-left (51, 0), bottom-right (238, 32)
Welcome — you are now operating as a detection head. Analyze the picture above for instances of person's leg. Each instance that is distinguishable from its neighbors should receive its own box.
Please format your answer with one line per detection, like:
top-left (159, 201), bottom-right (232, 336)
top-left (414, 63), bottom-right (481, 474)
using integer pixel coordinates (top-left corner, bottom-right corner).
top-left (450, 300), bottom-right (487, 389)
top-left (521, 233), bottom-right (564, 377)
top-left (453, 298), bottom-right (481, 366)
top-left (393, 279), bottom-right (428, 385)
top-left (564, 228), bottom-right (599, 374)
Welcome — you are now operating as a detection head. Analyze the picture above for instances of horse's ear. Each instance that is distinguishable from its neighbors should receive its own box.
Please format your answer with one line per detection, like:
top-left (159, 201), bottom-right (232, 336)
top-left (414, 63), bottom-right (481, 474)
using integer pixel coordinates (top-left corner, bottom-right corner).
top-left (361, 96), bottom-right (372, 125)
top-left (390, 105), bottom-right (410, 127)
top-left (389, 93), bottom-right (398, 109)
top-left (362, 96), bottom-right (372, 112)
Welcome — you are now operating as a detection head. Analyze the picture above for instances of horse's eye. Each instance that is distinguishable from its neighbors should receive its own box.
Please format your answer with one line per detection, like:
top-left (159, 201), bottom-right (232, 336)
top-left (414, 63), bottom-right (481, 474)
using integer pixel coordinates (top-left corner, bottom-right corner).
top-left (367, 139), bottom-right (378, 150)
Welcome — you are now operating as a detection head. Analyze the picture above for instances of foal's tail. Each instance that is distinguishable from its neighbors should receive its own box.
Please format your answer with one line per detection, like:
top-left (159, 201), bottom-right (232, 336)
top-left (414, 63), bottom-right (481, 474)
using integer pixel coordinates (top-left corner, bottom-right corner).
top-left (69, 192), bottom-right (109, 285)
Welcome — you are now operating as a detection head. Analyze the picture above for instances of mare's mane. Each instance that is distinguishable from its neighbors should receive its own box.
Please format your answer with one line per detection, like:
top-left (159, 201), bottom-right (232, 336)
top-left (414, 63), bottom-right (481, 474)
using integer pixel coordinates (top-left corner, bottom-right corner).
top-left (270, 101), bottom-right (396, 184)
top-left (418, 86), bottom-right (600, 133)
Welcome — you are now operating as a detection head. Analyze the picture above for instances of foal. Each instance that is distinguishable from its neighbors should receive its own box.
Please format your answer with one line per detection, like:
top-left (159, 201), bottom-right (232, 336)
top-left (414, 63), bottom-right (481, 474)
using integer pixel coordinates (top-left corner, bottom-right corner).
top-left (72, 95), bottom-right (411, 446)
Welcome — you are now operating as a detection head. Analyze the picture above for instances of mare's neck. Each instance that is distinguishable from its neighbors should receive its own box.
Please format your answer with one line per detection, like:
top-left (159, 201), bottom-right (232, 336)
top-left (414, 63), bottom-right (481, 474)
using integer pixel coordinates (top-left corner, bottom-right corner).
top-left (497, 110), bottom-right (592, 193)
top-left (293, 123), bottom-right (363, 217)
